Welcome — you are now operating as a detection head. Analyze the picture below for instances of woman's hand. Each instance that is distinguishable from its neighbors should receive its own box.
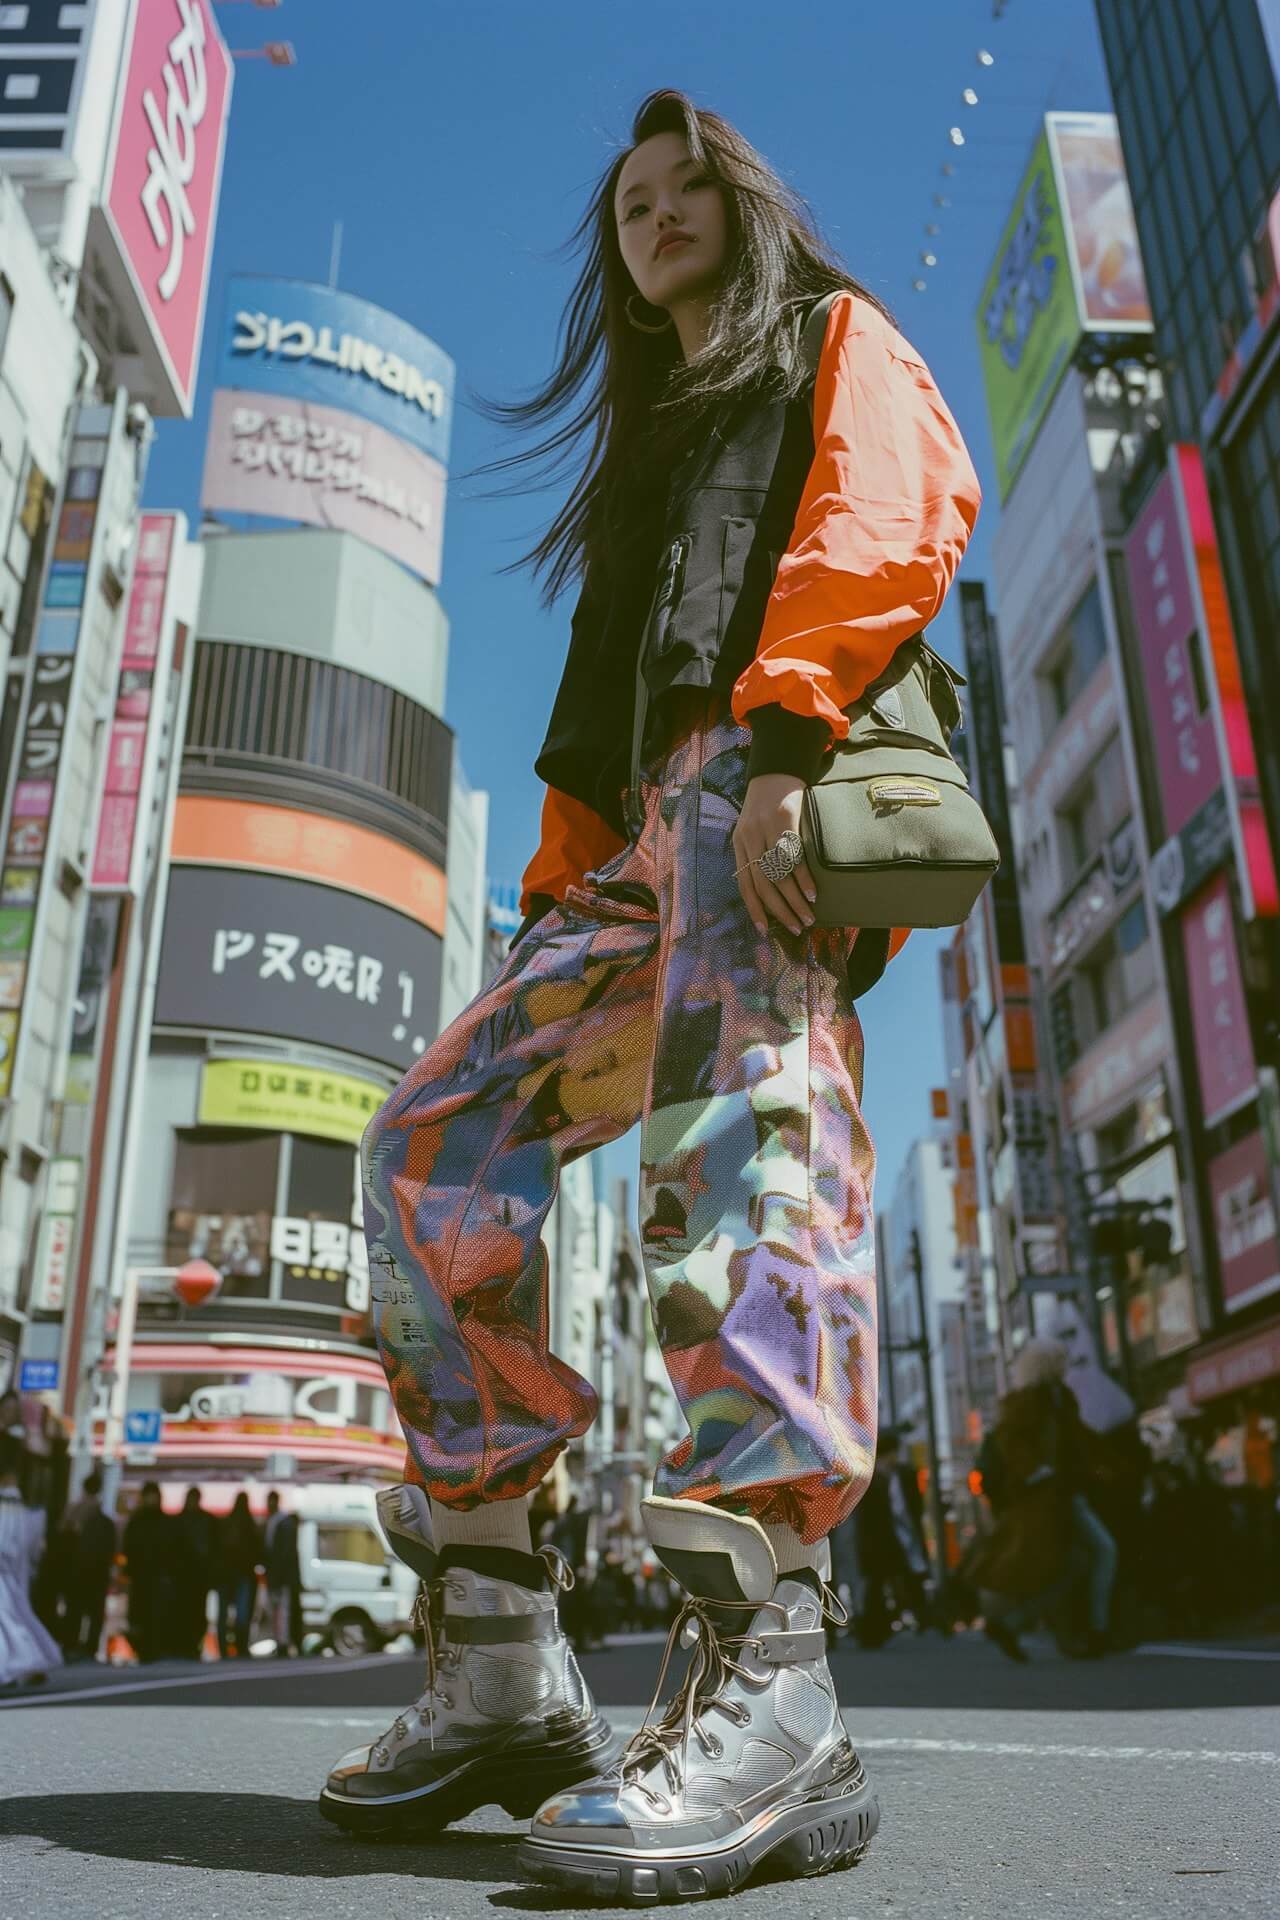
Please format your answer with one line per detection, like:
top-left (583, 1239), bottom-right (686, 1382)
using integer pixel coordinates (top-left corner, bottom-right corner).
top-left (732, 773), bottom-right (817, 936)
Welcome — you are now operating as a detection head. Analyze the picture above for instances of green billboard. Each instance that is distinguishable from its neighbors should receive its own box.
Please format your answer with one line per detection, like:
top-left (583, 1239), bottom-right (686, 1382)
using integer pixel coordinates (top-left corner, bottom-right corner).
top-left (976, 127), bottom-right (1080, 502)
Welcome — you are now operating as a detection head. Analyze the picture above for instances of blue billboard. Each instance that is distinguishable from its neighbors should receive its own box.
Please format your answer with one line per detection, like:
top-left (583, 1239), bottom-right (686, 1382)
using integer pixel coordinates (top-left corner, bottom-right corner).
top-left (212, 276), bottom-right (454, 466)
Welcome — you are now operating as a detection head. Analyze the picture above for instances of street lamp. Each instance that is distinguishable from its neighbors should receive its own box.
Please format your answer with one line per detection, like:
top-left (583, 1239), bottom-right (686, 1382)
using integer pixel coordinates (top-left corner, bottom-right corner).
top-left (229, 41), bottom-right (296, 64)
top-left (99, 1259), bottom-right (223, 1507)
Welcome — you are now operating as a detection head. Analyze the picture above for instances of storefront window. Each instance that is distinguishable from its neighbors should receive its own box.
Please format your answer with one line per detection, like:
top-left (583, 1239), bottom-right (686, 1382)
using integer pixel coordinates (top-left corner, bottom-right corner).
top-left (277, 1134), bottom-right (364, 1310)
top-left (167, 1129), bottom-right (279, 1299)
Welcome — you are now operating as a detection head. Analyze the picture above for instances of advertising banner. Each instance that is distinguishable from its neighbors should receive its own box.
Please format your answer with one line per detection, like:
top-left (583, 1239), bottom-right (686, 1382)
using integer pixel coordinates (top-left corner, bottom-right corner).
top-left (1048, 113), bottom-right (1151, 331)
top-left (1173, 443), bottom-right (1278, 918)
top-left (213, 275), bottom-right (454, 466)
top-left (977, 128), bottom-right (1078, 501)
top-left (1180, 872), bottom-right (1258, 1126)
top-left (92, 512), bottom-right (178, 891)
top-left (0, 415), bottom-right (106, 1080)
top-left (977, 113), bottom-right (1150, 501)
top-left (155, 865), bottom-right (441, 1069)
top-left (201, 388), bottom-right (447, 585)
top-left (1207, 1130), bottom-right (1280, 1315)
top-left (1125, 468), bottom-right (1221, 837)
top-left (97, 0), bottom-right (233, 416)
top-left (198, 1057), bottom-right (390, 1147)
top-left (172, 794), bottom-right (447, 933)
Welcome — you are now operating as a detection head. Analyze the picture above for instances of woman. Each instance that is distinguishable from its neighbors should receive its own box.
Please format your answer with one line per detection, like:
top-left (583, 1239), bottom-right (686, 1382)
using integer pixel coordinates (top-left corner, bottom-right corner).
top-left (215, 1491), bottom-right (261, 1660)
top-left (320, 90), bottom-right (979, 1895)
top-left (0, 1434), bottom-right (62, 1690)
top-left (969, 1338), bottom-right (1117, 1662)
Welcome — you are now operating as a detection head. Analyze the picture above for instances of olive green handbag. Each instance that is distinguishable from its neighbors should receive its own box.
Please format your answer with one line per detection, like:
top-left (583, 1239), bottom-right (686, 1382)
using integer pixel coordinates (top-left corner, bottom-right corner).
top-left (793, 292), bottom-right (999, 929)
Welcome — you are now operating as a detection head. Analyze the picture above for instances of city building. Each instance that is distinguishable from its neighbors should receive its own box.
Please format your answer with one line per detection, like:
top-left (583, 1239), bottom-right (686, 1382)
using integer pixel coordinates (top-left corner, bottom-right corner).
top-left (76, 273), bottom-right (491, 1488)
top-left (0, 2), bottom-right (233, 1422)
top-left (877, 1120), bottom-right (968, 1525)
top-left (1093, 0), bottom-right (1280, 1441)
top-left (972, 111), bottom-right (1207, 1422)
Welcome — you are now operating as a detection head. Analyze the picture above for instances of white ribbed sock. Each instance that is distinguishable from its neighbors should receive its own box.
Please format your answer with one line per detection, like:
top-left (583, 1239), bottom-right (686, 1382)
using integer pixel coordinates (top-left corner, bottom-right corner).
top-left (763, 1521), bottom-right (830, 1579)
top-left (429, 1494), bottom-right (533, 1555)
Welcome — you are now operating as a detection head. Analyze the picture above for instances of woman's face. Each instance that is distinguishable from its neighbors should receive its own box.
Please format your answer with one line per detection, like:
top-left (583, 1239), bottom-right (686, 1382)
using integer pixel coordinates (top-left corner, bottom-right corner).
top-left (614, 129), bottom-right (727, 312)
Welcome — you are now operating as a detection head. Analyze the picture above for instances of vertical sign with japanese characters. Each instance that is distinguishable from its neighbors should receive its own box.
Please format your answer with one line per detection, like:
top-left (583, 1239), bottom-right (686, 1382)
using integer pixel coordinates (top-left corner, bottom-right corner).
top-left (1181, 872), bottom-right (1259, 1127)
top-left (0, 427), bottom-right (107, 1095)
top-left (1125, 467), bottom-right (1222, 838)
top-left (92, 513), bottom-right (177, 891)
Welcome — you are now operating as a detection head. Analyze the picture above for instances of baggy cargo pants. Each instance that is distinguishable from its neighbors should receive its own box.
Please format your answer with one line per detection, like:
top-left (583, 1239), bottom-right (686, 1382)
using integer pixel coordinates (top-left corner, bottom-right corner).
top-left (362, 695), bottom-right (879, 1545)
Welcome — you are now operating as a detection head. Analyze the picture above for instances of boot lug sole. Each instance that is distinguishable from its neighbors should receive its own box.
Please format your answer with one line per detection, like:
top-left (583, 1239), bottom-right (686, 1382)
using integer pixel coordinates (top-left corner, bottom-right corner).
top-left (318, 1713), bottom-right (619, 1838)
top-left (515, 1778), bottom-right (879, 1901)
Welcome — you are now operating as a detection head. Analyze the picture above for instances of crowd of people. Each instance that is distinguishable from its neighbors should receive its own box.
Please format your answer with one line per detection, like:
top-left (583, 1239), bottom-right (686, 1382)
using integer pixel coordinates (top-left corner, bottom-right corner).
top-left (1, 1344), bottom-right (1276, 1688)
top-left (533, 1340), bottom-right (1278, 1661)
top-left (0, 1464), bottom-right (306, 1688)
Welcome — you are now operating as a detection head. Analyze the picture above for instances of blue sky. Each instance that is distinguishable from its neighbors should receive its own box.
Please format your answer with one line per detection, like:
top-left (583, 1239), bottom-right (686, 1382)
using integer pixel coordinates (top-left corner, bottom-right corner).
top-left (146, 0), bottom-right (1112, 1216)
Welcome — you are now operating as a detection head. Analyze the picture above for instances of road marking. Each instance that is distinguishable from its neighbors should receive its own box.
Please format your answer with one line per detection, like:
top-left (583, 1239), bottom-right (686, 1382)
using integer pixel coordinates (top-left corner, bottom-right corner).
top-left (1135, 1642), bottom-right (1280, 1663)
top-left (859, 1737), bottom-right (1280, 1765)
top-left (0, 1652), bottom-right (397, 1710)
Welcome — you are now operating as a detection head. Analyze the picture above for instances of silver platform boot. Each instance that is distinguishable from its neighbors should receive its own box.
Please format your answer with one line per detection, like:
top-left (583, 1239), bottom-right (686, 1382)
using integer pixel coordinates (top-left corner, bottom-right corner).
top-left (518, 1498), bottom-right (878, 1900)
top-left (319, 1492), bottom-right (616, 1837)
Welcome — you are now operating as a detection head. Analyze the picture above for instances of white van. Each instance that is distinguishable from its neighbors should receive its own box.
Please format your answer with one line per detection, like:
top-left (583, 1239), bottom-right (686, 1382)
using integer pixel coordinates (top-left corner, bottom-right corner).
top-left (293, 1483), bottom-right (420, 1654)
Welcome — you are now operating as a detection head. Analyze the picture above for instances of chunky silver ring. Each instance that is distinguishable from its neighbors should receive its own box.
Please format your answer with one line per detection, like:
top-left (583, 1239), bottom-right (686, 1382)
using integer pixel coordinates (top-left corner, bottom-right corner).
top-left (756, 828), bottom-right (805, 885)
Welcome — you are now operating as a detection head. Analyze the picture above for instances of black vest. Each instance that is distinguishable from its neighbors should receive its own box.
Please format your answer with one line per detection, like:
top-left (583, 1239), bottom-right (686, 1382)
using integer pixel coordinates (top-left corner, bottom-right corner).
top-left (535, 373), bottom-right (815, 836)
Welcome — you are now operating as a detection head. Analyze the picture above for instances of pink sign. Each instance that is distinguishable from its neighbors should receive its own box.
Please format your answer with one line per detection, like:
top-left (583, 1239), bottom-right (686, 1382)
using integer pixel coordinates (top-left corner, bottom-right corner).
top-left (93, 513), bottom-right (177, 890)
top-left (1181, 872), bottom-right (1258, 1125)
top-left (201, 389), bottom-right (447, 585)
top-left (1207, 1130), bottom-right (1280, 1314)
top-left (102, 0), bottom-right (233, 416)
top-left (1125, 468), bottom-right (1221, 836)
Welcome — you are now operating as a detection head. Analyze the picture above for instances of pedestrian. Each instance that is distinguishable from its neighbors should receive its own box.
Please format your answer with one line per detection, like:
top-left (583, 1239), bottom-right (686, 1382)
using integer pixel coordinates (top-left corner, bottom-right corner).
top-left (263, 1490), bottom-right (301, 1658)
top-left (851, 1429), bottom-right (927, 1646)
top-left (0, 1434), bottom-right (62, 1690)
top-left (215, 1491), bottom-right (262, 1659)
top-left (318, 87), bottom-right (978, 1896)
top-left (122, 1480), bottom-right (178, 1664)
top-left (967, 1339), bottom-right (1118, 1662)
top-left (58, 1469), bottom-right (117, 1662)
top-left (175, 1487), bottom-right (215, 1660)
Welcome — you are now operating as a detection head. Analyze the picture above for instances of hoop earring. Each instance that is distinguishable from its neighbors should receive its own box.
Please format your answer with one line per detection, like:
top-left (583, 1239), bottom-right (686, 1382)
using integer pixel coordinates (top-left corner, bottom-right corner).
top-left (626, 292), bottom-right (674, 335)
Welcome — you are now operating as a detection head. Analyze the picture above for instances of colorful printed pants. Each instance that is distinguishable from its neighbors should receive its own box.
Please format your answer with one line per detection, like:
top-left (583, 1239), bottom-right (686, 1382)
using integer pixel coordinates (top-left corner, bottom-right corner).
top-left (363, 698), bottom-right (879, 1544)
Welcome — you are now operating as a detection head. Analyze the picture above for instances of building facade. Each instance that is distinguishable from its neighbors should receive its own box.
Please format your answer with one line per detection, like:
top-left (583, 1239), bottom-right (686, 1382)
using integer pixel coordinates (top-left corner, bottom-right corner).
top-left (0, 2), bottom-right (233, 1425)
top-left (1094, 0), bottom-right (1280, 1446)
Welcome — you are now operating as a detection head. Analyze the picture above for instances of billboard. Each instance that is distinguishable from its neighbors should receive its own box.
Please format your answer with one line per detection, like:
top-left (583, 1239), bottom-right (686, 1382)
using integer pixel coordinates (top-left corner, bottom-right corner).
top-left (211, 276), bottom-right (454, 465)
top-left (171, 795), bottom-right (448, 933)
top-left (1180, 872), bottom-right (1258, 1128)
top-left (92, 0), bottom-right (233, 417)
top-left (197, 1057), bottom-right (389, 1147)
top-left (977, 113), bottom-right (1151, 500)
top-left (92, 512), bottom-right (180, 890)
top-left (1125, 468), bottom-right (1221, 838)
top-left (200, 389), bottom-right (446, 585)
top-left (154, 865), bottom-right (442, 1069)
top-left (1207, 1131), bottom-right (1280, 1315)
top-left (1173, 443), bottom-right (1278, 920)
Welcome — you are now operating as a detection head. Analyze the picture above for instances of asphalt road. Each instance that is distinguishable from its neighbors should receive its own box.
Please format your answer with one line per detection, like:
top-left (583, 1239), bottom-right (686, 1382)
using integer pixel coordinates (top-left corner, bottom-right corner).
top-left (2, 1628), bottom-right (1277, 1920)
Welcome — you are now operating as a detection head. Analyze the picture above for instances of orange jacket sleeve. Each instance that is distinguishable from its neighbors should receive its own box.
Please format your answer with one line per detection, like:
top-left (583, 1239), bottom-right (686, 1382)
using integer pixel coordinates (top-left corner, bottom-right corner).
top-left (731, 292), bottom-right (981, 741)
top-left (519, 786), bottom-right (626, 913)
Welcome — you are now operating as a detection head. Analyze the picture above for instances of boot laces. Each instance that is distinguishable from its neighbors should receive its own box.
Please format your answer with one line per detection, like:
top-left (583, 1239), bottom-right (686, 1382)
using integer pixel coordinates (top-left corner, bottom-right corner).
top-left (621, 1577), bottom-right (846, 1809)
top-left (375, 1544), bottom-right (570, 1762)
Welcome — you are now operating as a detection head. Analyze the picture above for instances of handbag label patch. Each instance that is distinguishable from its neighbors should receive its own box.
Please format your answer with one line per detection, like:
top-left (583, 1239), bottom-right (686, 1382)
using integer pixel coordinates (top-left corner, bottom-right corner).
top-left (869, 778), bottom-right (941, 810)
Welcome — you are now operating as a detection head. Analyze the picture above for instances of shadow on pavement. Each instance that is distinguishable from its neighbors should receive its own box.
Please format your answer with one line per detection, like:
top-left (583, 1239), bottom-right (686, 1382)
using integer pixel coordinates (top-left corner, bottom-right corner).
top-left (0, 1792), bottom-right (529, 1882)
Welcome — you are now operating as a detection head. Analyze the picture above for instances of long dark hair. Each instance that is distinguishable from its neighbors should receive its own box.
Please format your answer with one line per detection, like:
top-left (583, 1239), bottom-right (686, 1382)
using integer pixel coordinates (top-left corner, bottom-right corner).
top-left (472, 88), bottom-right (894, 605)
